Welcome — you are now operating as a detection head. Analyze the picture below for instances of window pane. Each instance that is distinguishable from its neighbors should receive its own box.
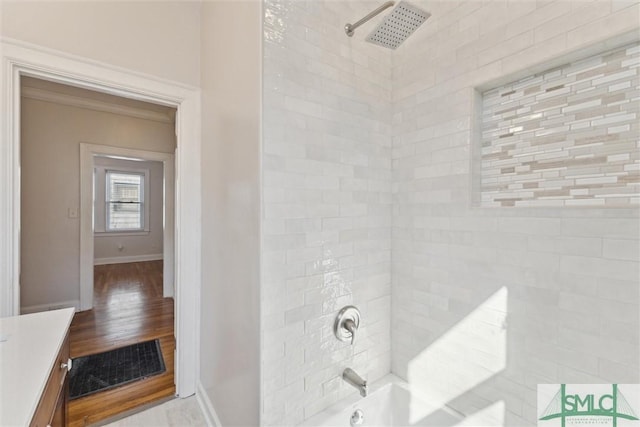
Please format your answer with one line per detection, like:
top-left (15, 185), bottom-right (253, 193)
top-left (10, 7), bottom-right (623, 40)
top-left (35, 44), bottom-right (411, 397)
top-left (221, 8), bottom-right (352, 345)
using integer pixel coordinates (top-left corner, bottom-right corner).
top-left (108, 202), bottom-right (142, 229)
top-left (108, 173), bottom-right (142, 203)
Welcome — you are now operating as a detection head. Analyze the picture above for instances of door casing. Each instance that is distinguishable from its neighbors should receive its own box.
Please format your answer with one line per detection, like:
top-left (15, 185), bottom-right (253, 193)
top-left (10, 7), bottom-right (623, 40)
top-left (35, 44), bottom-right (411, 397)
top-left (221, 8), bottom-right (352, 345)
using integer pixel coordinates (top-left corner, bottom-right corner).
top-left (0, 37), bottom-right (201, 397)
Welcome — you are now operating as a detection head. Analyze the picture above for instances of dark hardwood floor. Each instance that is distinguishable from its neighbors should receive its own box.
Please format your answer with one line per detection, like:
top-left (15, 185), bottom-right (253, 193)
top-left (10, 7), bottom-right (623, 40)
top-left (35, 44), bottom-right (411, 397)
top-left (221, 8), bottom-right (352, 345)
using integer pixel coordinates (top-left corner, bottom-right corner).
top-left (68, 261), bottom-right (175, 427)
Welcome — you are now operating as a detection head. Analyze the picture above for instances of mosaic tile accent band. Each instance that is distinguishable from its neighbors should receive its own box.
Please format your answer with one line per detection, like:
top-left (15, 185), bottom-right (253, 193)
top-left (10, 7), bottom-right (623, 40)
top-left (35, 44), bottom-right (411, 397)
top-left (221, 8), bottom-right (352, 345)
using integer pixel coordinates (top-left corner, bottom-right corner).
top-left (481, 43), bottom-right (640, 207)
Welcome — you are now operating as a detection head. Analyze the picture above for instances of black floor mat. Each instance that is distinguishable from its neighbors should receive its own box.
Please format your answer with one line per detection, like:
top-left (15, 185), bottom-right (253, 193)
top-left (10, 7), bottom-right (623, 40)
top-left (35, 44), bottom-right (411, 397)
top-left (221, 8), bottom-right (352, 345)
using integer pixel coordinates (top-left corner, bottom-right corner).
top-left (69, 339), bottom-right (166, 400)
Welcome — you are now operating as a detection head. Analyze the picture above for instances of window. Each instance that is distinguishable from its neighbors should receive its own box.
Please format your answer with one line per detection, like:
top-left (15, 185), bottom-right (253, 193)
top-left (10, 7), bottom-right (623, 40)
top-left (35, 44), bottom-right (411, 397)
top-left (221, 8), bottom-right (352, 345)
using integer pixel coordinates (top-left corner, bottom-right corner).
top-left (93, 163), bottom-right (151, 235)
top-left (105, 170), bottom-right (146, 231)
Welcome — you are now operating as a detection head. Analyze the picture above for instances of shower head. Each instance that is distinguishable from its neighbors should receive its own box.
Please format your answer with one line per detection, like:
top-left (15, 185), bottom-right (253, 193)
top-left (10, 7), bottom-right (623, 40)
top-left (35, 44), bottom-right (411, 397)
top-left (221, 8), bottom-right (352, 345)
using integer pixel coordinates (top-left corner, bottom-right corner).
top-left (344, 1), bottom-right (430, 50)
top-left (366, 2), bottom-right (431, 49)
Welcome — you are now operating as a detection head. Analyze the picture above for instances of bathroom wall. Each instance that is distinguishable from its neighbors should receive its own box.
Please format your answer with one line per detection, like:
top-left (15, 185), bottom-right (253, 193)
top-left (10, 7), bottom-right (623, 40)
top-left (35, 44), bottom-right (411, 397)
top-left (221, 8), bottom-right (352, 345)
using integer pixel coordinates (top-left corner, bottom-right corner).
top-left (199, 1), bottom-right (262, 426)
top-left (0, 1), bottom-right (201, 86)
top-left (391, 1), bottom-right (639, 425)
top-left (262, 0), bottom-right (393, 424)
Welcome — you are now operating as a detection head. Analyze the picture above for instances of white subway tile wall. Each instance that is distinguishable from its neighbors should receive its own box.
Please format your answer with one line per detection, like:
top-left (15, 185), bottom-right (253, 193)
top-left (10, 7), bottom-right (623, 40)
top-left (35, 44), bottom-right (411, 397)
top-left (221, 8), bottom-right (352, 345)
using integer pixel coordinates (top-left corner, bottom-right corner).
top-left (481, 43), bottom-right (640, 207)
top-left (262, 1), bottom-right (392, 425)
top-left (392, 1), bottom-right (639, 426)
top-left (263, 0), bottom-right (640, 425)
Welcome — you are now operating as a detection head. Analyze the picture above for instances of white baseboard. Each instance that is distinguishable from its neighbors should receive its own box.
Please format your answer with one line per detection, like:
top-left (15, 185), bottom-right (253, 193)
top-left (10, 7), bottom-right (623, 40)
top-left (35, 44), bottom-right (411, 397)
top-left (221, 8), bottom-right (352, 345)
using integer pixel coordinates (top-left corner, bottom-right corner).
top-left (196, 381), bottom-right (222, 427)
top-left (21, 299), bottom-right (80, 314)
top-left (94, 253), bottom-right (163, 265)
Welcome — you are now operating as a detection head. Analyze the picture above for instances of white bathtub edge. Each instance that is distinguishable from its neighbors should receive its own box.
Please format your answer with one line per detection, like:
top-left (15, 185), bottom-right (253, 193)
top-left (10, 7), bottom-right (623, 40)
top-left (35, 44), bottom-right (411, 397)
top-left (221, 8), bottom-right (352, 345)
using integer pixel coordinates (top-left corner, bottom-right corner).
top-left (298, 373), bottom-right (465, 426)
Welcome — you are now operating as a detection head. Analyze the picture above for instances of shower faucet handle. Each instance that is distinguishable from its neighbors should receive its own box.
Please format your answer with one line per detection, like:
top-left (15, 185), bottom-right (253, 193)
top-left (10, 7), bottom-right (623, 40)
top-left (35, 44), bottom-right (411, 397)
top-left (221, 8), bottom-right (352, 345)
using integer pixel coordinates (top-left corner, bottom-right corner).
top-left (334, 306), bottom-right (361, 345)
top-left (344, 318), bottom-right (357, 345)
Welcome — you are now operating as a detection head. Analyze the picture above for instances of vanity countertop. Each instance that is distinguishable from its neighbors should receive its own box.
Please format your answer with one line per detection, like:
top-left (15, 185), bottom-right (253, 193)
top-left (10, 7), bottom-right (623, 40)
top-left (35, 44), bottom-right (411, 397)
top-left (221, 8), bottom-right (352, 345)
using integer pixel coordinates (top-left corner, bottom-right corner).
top-left (0, 308), bottom-right (75, 426)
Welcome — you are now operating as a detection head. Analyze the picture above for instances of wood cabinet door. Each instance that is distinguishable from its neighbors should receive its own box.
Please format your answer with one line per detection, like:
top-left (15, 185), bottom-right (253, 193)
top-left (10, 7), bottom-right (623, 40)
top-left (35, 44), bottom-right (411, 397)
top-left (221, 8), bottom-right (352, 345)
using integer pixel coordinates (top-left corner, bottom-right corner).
top-left (49, 376), bottom-right (68, 427)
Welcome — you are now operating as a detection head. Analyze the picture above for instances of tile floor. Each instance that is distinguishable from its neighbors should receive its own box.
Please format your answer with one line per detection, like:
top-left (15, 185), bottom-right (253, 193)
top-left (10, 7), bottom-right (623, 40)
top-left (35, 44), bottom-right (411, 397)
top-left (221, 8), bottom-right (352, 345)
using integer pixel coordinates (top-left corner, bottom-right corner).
top-left (104, 396), bottom-right (206, 426)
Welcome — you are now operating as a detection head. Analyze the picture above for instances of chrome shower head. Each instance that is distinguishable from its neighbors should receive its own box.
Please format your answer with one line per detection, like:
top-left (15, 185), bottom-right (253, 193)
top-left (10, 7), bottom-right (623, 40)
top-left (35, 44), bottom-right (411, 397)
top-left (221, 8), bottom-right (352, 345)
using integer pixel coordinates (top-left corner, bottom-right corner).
top-left (366, 2), bottom-right (430, 50)
top-left (344, 1), bottom-right (430, 50)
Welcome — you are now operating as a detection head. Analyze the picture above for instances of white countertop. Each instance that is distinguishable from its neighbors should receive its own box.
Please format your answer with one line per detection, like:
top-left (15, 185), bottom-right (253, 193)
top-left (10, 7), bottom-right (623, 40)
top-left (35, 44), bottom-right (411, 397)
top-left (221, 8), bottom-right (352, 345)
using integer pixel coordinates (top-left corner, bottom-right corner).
top-left (0, 308), bottom-right (75, 427)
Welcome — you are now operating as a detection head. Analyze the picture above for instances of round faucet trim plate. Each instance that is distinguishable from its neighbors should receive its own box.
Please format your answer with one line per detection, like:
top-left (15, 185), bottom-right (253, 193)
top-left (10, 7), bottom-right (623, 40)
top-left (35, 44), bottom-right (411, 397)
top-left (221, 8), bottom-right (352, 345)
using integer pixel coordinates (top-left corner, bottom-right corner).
top-left (334, 305), bottom-right (361, 343)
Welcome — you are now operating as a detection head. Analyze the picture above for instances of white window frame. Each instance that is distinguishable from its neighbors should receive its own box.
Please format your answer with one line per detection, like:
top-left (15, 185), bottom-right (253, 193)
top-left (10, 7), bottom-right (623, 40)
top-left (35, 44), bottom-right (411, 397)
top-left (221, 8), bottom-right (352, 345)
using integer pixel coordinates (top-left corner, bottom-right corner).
top-left (94, 166), bottom-right (150, 235)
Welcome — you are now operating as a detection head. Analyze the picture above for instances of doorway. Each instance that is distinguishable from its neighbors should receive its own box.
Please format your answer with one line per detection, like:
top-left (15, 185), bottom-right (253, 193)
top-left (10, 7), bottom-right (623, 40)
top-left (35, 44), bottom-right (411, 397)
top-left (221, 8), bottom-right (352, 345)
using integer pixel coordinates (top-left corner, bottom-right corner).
top-left (80, 143), bottom-right (176, 308)
top-left (20, 77), bottom-right (177, 313)
top-left (19, 76), bottom-right (180, 424)
top-left (0, 39), bottom-right (200, 400)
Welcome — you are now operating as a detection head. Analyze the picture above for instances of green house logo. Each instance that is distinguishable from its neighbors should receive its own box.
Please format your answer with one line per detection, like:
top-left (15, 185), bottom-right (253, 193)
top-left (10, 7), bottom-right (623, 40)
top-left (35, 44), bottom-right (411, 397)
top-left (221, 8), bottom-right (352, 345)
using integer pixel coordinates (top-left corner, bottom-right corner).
top-left (539, 384), bottom-right (639, 427)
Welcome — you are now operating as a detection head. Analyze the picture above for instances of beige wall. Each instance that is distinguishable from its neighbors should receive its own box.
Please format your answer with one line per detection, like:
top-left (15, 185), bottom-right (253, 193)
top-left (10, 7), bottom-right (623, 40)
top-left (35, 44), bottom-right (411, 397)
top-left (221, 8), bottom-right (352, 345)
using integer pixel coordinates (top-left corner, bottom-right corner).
top-left (199, 1), bottom-right (261, 425)
top-left (93, 157), bottom-right (164, 263)
top-left (21, 95), bottom-right (175, 312)
top-left (0, 1), bottom-right (201, 86)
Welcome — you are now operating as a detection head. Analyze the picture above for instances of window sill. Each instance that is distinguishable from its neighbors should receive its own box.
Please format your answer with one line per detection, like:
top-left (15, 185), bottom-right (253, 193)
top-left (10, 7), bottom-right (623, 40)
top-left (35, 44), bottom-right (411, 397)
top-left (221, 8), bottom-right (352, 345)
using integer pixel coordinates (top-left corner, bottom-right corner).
top-left (94, 230), bottom-right (150, 237)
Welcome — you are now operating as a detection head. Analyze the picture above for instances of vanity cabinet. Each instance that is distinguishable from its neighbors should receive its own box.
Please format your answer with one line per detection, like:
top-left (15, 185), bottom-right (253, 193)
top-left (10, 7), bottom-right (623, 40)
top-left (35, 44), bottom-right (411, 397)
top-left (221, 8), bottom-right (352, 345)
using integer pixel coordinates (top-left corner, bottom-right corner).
top-left (0, 308), bottom-right (74, 427)
top-left (30, 332), bottom-right (70, 427)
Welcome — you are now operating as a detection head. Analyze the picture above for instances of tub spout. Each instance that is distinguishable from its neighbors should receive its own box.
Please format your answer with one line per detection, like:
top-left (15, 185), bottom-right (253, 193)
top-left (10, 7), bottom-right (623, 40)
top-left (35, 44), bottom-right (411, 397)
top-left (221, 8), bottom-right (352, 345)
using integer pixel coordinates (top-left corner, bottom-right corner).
top-left (343, 368), bottom-right (368, 397)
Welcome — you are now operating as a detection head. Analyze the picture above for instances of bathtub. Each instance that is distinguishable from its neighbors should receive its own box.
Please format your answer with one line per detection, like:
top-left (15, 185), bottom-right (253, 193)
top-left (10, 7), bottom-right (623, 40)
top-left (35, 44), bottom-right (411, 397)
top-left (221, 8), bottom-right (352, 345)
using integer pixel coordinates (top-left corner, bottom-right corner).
top-left (301, 375), bottom-right (463, 426)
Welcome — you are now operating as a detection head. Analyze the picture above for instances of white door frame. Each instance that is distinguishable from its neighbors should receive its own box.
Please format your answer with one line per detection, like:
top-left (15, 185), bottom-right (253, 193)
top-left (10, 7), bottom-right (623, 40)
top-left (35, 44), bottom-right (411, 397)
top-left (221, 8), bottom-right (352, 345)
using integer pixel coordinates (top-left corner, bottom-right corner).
top-left (81, 144), bottom-right (175, 304)
top-left (0, 38), bottom-right (201, 397)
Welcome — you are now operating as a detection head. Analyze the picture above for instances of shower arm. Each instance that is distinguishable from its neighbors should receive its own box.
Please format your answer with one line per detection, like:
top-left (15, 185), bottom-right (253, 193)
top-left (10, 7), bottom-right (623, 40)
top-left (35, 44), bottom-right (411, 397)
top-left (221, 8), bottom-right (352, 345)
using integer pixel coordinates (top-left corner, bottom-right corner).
top-left (345, 1), bottom-right (395, 37)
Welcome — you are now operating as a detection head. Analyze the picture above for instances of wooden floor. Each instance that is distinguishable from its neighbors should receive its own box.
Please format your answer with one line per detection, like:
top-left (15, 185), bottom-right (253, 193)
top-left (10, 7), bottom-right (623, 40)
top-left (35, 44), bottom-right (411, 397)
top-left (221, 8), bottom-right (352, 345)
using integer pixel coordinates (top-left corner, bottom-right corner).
top-left (68, 261), bottom-right (175, 427)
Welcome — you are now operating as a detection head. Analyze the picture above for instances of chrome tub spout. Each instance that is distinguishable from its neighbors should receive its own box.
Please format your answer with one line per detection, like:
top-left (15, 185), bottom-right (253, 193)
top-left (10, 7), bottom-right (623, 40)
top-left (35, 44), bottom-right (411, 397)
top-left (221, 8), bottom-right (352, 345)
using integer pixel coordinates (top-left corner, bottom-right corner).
top-left (343, 368), bottom-right (368, 397)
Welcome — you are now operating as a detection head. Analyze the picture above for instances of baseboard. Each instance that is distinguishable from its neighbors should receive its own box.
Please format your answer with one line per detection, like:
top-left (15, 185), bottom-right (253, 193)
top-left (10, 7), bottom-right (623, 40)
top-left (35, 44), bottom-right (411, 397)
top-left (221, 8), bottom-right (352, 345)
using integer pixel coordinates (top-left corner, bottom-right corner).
top-left (196, 381), bottom-right (222, 427)
top-left (94, 253), bottom-right (163, 265)
top-left (21, 299), bottom-right (80, 314)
